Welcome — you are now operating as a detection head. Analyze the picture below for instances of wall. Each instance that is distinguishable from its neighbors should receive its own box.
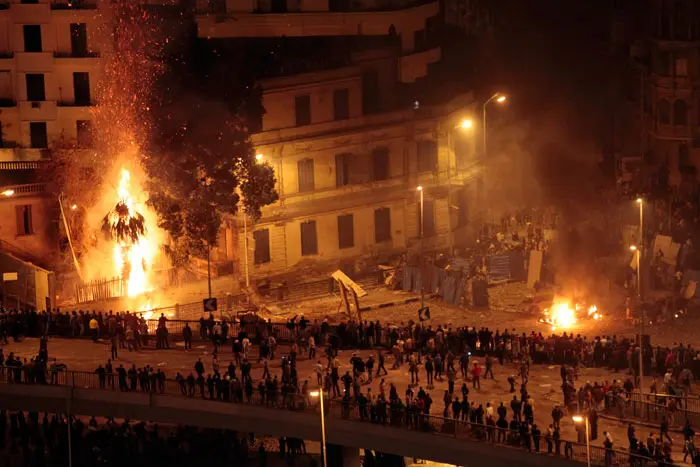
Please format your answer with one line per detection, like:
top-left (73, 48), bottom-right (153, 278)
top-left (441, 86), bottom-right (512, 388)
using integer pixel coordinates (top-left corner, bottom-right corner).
top-left (0, 194), bottom-right (56, 260)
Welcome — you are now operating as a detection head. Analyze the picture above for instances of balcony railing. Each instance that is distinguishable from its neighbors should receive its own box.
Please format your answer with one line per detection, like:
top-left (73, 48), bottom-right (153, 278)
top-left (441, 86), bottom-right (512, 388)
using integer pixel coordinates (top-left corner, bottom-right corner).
top-left (54, 51), bottom-right (100, 59)
top-left (0, 182), bottom-right (48, 197)
top-left (51, 0), bottom-right (97, 10)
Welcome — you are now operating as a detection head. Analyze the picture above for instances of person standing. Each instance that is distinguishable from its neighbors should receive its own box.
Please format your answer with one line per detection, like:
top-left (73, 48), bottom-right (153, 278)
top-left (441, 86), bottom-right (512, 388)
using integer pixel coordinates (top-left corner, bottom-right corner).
top-left (110, 333), bottom-right (119, 360)
top-left (471, 362), bottom-right (482, 390)
top-left (183, 323), bottom-right (193, 351)
top-left (485, 354), bottom-right (495, 379)
top-left (89, 316), bottom-right (99, 342)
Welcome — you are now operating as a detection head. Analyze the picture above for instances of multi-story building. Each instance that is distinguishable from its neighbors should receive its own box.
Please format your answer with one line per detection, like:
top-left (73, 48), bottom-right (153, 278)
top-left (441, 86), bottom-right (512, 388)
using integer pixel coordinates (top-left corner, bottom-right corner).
top-left (195, 0), bottom-right (481, 280)
top-left (0, 0), bottom-right (107, 264)
top-left (646, 0), bottom-right (700, 186)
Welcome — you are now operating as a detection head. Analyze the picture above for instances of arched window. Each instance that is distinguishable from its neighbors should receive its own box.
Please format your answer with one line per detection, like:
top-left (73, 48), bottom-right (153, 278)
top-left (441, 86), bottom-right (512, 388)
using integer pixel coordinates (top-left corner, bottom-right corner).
top-left (673, 99), bottom-right (688, 126)
top-left (657, 99), bottom-right (671, 125)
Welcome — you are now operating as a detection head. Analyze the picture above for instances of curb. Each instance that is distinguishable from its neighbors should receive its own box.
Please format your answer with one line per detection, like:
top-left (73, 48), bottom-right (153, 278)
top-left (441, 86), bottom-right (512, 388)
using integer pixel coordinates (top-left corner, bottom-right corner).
top-left (359, 295), bottom-right (432, 312)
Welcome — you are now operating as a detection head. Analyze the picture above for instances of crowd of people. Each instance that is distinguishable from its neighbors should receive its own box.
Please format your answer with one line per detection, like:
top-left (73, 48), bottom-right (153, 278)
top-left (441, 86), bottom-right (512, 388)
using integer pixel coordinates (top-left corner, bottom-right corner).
top-left (5, 306), bottom-right (700, 465)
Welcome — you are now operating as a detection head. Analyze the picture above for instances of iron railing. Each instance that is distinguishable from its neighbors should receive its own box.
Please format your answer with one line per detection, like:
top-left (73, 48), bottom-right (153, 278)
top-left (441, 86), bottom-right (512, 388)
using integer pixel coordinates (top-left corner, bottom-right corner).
top-left (604, 392), bottom-right (700, 427)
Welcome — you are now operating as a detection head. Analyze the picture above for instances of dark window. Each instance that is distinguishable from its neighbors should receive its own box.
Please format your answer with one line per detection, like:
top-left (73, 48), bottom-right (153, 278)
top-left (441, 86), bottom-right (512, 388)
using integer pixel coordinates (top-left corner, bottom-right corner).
top-left (297, 158), bottom-right (314, 193)
top-left (73, 72), bottom-right (91, 106)
top-left (21, 0), bottom-right (40, 3)
top-left (657, 99), bottom-right (671, 125)
top-left (371, 147), bottom-right (389, 181)
top-left (15, 205), bottom-right (33, 235)
top-left (673, 99), bottom-right (688, 126)
top-left (374, 207), bottom-right (391, 243)
top-left (337, 214), bottom-right (354, 249)
top-left (29, 122), bottom-right (47, 148)
top-left (362, 70), bottom-right (379, 115)
top-left (418, 199), bottom-right (435, 237)
top-left (333, 88), bottom-right (349, 121)
top-left (300, 220), bottom-right (318, 256)
top-left (679, 143), bottom-right (690, 167)
top-left (253, 229), bottom-right (270, 264)
top-left (76, 120), bottom-right (93, 147)
top-left (270, 0), bottom-right (287, 13)
top-left (335, 153), bottom-right (350, 187)
top-left (295, 95), bottom-right (311, 126)
top-left (655, 51), bottom-right (671, 75)
top-left (70, 23), bottom-right (88, 57)
top-left (25, 74), bottom-right (45, 101)
top-left (454, 134), bottom-right (471, 169)
top-left (417, 140), bottom-right (438, 172)
top-left (23, 25), bottom-right (42, 52)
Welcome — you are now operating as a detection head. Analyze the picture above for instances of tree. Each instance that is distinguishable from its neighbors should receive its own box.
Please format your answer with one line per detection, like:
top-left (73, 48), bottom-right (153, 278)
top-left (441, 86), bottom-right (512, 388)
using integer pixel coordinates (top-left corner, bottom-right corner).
top-left (144, 28), bottom-right (277, 264)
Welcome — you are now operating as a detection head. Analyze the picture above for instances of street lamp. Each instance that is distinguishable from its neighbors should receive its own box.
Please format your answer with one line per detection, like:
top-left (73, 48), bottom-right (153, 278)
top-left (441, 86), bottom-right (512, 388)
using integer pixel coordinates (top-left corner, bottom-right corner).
top-left (2, 189), bottom-right (14, 197)
top-left (630, 244), bottom-right (643, 391)
top-left (459, 119), bottom-right (473, 129)
top-left (417, 186), bottom-right (425, 308)
top-left (482, 93), bottom-right (506, 156)
top-left (572, 415), bottom-right (591, 467)
top-left (309, 389), bottom-right (327, 467)
top-left (255, 153), bottom-right (263, 162)
top-left (240, 153), bottom-right (266, 289)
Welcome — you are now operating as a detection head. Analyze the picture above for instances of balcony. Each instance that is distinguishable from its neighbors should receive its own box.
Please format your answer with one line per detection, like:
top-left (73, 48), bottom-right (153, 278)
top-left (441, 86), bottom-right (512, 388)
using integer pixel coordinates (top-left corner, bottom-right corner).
top-left (15, 52), bottom-right (54, 73)
top-left (398, 45), bottom-right (440, 82)
top-left (0, 182), bottom-right (48, 197)
top-left (19, 100), bottom-right (58, 121)
top-left (0, 148), bottom-right (46, 163)
top-left (10, 1), bottom-right (51, 24)
top-left (50, 0), bottom-right (97, 10)
top-left (197, 1), bottom-right (439, 52)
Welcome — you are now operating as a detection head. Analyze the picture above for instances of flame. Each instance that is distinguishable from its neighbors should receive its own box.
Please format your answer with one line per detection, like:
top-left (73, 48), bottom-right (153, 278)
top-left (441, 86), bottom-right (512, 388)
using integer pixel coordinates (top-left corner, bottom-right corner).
top-left (546, 302), bottom-right (577, 330)
top-left (111, 168), bottom-right (158, 298)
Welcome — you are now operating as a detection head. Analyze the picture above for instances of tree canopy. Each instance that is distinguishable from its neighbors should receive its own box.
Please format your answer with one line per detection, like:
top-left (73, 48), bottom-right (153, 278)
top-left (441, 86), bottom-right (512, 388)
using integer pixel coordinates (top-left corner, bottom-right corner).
top-left (145, 30), bottom-right (277, 261)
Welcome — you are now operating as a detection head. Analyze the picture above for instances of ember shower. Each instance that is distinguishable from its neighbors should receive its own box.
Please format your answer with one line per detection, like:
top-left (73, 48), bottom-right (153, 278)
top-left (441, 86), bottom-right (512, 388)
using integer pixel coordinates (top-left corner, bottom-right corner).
top-left (79, 1), bottom-right (167, 311)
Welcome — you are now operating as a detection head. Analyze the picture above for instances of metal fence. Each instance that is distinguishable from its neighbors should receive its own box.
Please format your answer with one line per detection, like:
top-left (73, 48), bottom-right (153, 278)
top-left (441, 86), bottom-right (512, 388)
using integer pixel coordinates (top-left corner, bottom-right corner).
top-left (74, 277), bottom-right (128, 304)
top-left (0, 366), bottom-right (662, 466)
top-left (605, 392), bottom-right (700, 428)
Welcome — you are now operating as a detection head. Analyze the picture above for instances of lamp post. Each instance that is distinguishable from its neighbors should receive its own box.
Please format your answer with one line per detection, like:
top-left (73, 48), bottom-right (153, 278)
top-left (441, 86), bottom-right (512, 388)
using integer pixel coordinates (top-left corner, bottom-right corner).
top-left (239, 153), bottom-right (265, 289)
top-left (310, 389), bottom-right (328, 467)
top-left (445, 118), bottom-right (473, 256)
top-left (482, 93), bottom-right (506, 156)
top-left (572, 415), bottom-right (590, 467)
top-left (630, 244), bottom-right (643, 391)
top-left (417, 185), bottom-right (425, 308)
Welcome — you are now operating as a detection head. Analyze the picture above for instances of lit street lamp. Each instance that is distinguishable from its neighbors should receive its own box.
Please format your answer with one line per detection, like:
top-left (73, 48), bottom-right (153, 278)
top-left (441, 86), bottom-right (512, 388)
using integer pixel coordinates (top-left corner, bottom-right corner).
top-left (482, 93), bottom-right (506, 156)
top-left (309, 389), bottom-right (327, 467)
top-left (417, 186), bottom-right (425, 308)
top-left (2, 189), bottom-right (14, 197)
top-left (630, 243), bottom-right (644, 391)
top-left (240, 153), bottom-right (266, 289)
top-left (572, 414), bottom-right (591, 467)
top-left (445, 118), bottom-right (473, 256)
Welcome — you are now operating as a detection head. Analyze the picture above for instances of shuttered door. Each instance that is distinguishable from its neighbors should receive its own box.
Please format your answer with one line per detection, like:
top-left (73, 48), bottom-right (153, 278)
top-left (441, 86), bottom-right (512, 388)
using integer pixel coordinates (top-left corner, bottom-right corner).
top-left (300, 220), bottom-right (318, 256)
top-left (297, 159), bottom-right (315, 193)
top-left (253, 229), bottom-right (270, 264)
top-left (374, 207), bottom-right (391, 243)
top-left (335, 153), bottom-right (350, 187)
top-left (337, 214), bottom-right (354, 249)
top-left (371, 147), bottom-right (389, 181)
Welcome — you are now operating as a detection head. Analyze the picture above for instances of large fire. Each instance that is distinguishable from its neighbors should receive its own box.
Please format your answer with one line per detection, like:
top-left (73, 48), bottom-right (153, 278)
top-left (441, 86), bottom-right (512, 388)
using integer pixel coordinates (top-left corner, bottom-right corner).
top-left (540, 299), bottom-right (602, 331)
top-left (107, 168), bottom-right (157, 298)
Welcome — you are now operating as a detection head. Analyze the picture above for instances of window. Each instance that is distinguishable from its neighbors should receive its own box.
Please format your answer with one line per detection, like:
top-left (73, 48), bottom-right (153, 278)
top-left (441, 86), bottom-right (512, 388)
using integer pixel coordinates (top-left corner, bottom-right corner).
top-left (70, 23), bottom-right (88, 57)
top-left (73, 72), bottom-right (91, 106)
top-left (25, 74), bottom-right (45, 101)
top-left (21, 0), bottom-right (39, 3)
top-left (29, 122), bottom-right (47, 148)
top-left (374, 207), bottom-right (391, 243)
top-left (675, 58), bottom-right (688, 76)
top-left (418, 199), bottom-right (436, 237)
top-left (673, 99), bottom-right (688, 126)
top-left (300, 220), bottom-right (318, 256)
top-left (253, 229), bottom-right (270, 264)
top-left (335, 153), bottom-right (350, 187)
top-left (295, 94), bottom-right (311, 126)
top-left (23, 25), bottom-right (42, 53)
top-left (655, 51), bottom-right (671, 75)
top-left (371, 147), bottom-right (389, 181)
top-left (333, 88), bottom-right (349, 120)
top-left (297, 158), bottom-right (314, 193)
top-left (679, 143), bottom-right (690, 167)
top-left (417, 140), bottom-right (438, 172)
top-left (362, 71), bottom-right (379, 115)
top-left (657, 99), bottom-right (671, 125)
top-left (0, 71), bottom-right (11, 106)
top-left (76, 120), bottom-right (93, 147)
top-left (15, 205), bottom-right (33, 236)
top-left (337, 214), bottom-right (354, 249)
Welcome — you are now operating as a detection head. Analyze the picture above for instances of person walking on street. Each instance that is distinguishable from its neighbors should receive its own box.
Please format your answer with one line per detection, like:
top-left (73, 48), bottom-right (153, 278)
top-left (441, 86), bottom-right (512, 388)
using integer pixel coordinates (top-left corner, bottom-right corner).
top-left (485, 354), bottom-right (495, 379)
top-left (183, 323), bottom-right (193, 351)
top-left (471, 362), bottom-right (482, 390)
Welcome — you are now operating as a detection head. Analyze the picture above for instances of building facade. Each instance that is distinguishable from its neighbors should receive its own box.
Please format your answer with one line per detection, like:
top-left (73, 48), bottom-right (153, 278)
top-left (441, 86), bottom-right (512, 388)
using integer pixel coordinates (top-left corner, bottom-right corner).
top-left (194, 0), bottom-right (481, 279)
top-left (0, 0), bottom-right (109, 265)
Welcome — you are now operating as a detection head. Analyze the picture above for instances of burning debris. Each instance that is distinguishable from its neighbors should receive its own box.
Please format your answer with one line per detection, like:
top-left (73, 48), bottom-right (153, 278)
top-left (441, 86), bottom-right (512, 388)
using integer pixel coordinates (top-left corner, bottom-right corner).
top-left (539, 298), bottom-right (602, 331)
